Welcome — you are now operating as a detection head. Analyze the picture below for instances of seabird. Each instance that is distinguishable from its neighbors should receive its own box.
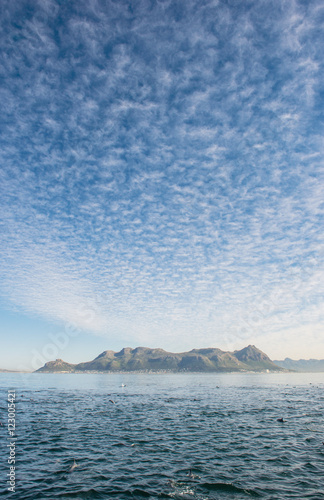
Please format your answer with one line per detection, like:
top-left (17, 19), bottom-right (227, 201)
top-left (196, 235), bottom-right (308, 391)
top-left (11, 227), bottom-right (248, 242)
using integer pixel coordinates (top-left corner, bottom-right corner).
top-left (69, 459), bottom-right (79, 472)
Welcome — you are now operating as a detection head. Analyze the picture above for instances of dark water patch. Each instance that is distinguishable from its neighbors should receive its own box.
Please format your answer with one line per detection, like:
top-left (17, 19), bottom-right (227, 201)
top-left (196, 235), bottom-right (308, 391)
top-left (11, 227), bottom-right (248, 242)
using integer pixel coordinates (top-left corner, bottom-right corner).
top-left (302, 492), bottom-right (324, 499)
top-left (199, 482), bottom-right (261, 496)
top-left (56, 488), bottom-right (107, 499)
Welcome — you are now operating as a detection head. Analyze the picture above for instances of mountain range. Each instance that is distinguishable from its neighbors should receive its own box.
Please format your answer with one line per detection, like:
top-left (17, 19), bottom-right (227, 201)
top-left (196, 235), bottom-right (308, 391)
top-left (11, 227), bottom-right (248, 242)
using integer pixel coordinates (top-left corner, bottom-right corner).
top-left (273, 358), bottom-right (324, 372)
top-left (36, 345), bottom-right (284, 373)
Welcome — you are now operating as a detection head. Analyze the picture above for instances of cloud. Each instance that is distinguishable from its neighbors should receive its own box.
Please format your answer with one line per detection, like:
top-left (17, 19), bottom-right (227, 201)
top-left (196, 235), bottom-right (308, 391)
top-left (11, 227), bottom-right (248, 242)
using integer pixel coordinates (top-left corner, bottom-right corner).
top-left (0, 0), bottom-right (323, 357)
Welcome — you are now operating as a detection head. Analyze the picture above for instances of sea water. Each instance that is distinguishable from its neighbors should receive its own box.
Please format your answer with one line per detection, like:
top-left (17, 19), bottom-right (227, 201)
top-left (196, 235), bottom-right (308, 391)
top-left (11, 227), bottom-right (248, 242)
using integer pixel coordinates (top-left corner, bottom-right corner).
top-left (0, 372), bottom-right (323, 499)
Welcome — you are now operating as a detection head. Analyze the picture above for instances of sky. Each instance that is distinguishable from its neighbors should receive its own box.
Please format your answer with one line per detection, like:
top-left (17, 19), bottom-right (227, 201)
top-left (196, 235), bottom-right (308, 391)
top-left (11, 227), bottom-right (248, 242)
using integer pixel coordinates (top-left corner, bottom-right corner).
top-left (0, 0), bottom-right (323, 371)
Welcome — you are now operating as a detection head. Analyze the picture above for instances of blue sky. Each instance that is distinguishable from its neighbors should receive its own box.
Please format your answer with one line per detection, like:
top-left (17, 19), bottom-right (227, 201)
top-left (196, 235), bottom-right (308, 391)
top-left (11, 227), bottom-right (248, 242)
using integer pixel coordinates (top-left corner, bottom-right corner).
top-left (0, 0), bottom-right (323, 370)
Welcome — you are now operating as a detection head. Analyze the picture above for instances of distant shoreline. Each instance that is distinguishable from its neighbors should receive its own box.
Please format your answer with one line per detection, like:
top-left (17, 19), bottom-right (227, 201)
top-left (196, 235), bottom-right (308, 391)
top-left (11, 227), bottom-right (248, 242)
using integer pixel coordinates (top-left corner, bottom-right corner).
top-left (1, 369), bottom-right (288, 374)
top-left (0, 370), bottom-right (32, 374)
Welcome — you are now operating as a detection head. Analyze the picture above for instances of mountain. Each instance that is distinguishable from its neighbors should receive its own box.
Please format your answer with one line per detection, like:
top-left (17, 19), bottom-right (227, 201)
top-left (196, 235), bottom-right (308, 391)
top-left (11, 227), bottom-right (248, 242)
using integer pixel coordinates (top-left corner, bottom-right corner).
top-left (36, 358), bottom-right (76, 373)
top-left (234, 345), bottom-right (279, 371)
top-left (274, 358), bottom-right (324, 372)
top-left (36, 345), bottom-right (283, 373)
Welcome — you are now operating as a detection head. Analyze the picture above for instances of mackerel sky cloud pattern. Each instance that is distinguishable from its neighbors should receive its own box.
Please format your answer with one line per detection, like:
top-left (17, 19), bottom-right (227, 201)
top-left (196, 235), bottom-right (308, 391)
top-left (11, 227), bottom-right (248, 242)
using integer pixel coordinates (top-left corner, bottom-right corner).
top-left (0, 0), bottom-right (323, 358)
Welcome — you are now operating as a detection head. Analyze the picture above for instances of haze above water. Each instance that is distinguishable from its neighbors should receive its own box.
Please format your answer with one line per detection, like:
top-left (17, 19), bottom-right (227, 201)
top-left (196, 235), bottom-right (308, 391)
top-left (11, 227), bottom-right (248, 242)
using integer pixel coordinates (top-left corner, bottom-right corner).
top-left (1, 372), bottom-right (324, 499)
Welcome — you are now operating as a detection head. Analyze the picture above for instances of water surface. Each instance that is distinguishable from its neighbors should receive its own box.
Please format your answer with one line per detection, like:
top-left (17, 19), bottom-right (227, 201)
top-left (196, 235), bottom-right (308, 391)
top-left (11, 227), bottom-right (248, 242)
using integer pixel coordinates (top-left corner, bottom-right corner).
top-left (1, 372), bottom-right (323, 499)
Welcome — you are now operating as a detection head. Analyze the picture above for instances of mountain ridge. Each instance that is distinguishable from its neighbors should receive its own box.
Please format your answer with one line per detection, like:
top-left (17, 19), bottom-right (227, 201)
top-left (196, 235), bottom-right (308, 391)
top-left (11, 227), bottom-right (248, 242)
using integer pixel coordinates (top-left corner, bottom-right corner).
top-left (36, 345), bottom-right (284, 373)
top-left (274, 358), bottom-right (324, 372)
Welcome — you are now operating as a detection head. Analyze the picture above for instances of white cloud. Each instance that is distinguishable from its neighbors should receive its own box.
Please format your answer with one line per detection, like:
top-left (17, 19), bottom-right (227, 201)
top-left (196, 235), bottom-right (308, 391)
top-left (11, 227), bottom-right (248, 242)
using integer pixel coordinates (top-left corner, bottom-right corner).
top-left (0, 0), bottom-right (323, 358)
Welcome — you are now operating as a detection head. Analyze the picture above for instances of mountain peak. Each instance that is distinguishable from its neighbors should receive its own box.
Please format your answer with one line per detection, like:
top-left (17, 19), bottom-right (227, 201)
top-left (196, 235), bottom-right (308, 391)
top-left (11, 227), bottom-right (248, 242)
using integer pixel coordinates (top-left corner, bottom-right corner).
top-left (234, 345), bottom-right (270, 361)
top-left (116, 347), bottom-right (133, 357)
top-left (37, 358), bottom-right (75, 373)
top-left (94, 350), bottom-right (115, 360)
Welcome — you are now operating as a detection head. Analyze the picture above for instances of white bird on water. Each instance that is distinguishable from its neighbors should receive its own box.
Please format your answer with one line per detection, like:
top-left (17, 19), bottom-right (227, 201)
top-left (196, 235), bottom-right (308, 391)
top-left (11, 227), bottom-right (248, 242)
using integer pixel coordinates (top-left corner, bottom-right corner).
top-left (69, 459), bottom-right (79, 472)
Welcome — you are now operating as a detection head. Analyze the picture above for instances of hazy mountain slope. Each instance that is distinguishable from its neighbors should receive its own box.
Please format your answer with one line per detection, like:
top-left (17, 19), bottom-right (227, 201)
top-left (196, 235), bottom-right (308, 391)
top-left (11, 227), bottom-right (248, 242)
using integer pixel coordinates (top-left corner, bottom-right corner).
top-left (274, 358), bottom-right (324, 372)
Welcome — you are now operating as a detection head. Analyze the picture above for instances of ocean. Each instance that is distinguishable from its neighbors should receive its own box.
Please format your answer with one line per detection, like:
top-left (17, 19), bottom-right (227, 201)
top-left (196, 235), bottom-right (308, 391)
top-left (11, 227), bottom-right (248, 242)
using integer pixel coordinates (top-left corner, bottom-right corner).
top-left (0, 372), bottom-right (323, 499)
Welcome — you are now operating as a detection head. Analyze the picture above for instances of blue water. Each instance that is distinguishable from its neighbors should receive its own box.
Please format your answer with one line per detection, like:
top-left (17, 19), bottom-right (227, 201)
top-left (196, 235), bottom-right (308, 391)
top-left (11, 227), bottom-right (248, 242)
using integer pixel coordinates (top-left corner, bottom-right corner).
top-left (1, 372), bottom-right (324, 499)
